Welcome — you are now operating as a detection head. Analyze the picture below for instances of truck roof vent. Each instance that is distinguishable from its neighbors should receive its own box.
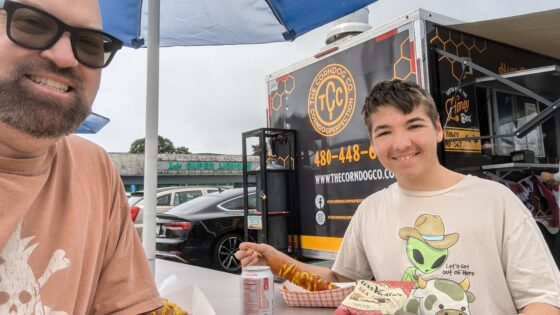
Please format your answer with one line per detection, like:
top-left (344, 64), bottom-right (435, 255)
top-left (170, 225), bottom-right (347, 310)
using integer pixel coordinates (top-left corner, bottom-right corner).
top-left (326, 8), bottom-right (371, 45)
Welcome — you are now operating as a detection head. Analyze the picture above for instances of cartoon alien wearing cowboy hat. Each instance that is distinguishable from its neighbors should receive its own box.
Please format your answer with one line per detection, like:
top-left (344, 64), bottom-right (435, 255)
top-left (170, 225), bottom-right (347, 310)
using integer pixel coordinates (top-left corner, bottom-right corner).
top-left (399, 214), bottom-right (459, 284)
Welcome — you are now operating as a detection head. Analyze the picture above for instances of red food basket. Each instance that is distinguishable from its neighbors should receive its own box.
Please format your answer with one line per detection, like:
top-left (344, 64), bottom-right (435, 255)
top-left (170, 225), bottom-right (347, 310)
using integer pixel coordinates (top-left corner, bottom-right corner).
top-left (280, 283), bottom-right (355, 308)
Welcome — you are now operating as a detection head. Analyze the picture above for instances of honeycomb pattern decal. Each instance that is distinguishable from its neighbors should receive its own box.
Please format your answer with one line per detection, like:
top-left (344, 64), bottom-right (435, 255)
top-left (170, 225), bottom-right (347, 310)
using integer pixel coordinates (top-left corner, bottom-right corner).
top-left (430, 27), bottom-right (487, 81)
top-left (270, 74), bottom-right (295, 112)
top-left (276, 155), bottom-right (295, 170)
top-left (393, 36), bottom-right (417, 81)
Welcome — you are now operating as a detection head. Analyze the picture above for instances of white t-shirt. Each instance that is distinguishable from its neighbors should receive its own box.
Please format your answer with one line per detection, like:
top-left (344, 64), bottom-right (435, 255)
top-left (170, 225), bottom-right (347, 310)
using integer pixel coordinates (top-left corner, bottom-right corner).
top-left (332, 175), bottom-right (560, 313)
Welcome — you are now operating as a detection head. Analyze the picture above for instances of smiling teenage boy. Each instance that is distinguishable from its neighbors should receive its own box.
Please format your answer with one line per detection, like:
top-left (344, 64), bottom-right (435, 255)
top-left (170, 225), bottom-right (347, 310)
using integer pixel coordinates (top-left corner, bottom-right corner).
top-left (236, 79), bottom-right (560, 314)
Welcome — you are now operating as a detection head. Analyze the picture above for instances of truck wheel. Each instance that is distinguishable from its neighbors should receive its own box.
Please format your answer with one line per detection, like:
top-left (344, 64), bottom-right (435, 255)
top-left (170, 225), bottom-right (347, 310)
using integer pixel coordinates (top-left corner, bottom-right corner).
top-left (213, 233), bottom-right (243, 273)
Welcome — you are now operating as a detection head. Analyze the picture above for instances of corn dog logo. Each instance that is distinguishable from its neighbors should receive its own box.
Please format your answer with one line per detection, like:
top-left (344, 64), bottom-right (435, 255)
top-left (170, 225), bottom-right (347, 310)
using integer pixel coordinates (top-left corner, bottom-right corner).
top-left (308, 64), bottom-right (356, 136)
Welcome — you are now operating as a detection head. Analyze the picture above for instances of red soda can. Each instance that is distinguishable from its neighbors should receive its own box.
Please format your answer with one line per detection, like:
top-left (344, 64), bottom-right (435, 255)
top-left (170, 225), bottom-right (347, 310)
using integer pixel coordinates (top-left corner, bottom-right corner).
top-left (241, 265), bottom-right (274, 315)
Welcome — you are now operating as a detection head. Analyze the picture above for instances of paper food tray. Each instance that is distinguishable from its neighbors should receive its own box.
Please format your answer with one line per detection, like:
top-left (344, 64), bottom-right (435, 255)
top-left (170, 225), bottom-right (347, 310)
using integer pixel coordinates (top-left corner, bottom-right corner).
top-left (158, 274), bottom-right (217, 315)
top-left (280, 281), bottom-right (355, 308)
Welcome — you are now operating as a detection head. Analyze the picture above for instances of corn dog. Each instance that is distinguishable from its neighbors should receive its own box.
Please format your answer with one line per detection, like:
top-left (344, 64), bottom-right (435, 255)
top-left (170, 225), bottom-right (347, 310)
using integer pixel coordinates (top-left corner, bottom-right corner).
top-left (267, 256), bottom-right (338, 291)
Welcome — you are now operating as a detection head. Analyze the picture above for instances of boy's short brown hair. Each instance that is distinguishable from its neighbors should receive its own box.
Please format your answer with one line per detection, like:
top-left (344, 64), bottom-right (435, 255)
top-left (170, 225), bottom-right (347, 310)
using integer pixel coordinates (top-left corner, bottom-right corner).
top-left (361, 79), bottom-right (439, 135)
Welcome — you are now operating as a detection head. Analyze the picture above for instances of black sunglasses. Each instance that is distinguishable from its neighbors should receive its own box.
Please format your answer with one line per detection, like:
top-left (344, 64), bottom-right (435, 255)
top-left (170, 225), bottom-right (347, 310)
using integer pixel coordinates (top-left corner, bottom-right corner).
top-left (0, 0), bottom-right (123, 68)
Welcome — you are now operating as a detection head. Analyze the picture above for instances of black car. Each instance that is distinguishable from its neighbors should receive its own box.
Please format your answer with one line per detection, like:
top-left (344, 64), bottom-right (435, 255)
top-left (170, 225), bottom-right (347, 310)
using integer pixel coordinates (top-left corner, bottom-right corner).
top-left (155, 188), bottom-right (256, 273)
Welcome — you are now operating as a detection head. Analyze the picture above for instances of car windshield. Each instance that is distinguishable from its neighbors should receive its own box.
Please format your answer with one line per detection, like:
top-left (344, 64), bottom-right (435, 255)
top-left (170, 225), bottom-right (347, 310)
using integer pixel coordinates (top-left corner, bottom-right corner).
top-left (128, 196), bottom-right (143, 206)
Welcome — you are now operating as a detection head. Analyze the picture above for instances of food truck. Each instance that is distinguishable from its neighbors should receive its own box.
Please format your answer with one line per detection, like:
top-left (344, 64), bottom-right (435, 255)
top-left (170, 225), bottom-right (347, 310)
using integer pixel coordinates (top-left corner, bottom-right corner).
top-left (243, 9), bottom-right (560, 261)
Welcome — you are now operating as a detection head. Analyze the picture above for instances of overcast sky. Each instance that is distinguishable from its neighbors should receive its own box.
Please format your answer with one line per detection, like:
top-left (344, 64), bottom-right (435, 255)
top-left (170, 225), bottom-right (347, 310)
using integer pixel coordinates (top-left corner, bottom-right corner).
top-left (79, 0), bottom-right (559, 154)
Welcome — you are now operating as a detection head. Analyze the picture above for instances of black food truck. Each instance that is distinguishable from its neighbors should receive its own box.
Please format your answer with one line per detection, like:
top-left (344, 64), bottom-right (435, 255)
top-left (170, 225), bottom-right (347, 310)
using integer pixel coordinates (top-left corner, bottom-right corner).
top-left (241, 9), bottom-right (560, 265)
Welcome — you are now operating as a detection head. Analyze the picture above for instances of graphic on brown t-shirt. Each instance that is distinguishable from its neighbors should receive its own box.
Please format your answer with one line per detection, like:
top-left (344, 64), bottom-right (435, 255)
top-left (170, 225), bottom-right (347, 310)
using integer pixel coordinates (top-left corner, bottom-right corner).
top-left (0, 222), bottom-right (70, 314)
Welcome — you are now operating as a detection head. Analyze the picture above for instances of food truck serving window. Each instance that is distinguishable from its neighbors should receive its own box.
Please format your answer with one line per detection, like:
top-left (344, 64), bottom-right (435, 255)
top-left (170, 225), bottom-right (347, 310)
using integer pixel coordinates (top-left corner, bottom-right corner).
top-left (493, 91), bottom-right (545, 157)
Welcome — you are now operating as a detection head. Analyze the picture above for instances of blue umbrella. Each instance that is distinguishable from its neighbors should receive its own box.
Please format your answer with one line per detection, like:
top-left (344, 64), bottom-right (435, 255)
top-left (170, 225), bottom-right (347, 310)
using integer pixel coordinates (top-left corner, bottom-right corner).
top-left (98, 0), bottom-right (375, 270)
top-left (100, 0), bottom-right (375, 47)
top-left (75, 113), bottom-right (110, 134)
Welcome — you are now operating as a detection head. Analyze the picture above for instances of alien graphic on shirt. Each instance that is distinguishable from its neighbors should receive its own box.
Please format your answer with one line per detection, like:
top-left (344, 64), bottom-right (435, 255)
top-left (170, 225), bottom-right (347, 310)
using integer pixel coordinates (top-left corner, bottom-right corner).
top-left (399, 214), bottom-right (459, 284)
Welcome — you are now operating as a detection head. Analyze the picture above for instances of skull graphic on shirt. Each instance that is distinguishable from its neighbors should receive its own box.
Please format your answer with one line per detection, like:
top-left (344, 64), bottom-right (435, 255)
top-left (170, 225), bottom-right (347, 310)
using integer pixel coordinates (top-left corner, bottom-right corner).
top-left (0, 222), bottom-right (69, 314)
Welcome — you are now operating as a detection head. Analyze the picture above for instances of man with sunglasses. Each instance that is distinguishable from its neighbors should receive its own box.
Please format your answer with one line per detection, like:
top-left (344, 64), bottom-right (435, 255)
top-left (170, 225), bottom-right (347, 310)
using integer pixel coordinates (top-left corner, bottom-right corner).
top-left (0, 0), bottom-right (177, 314)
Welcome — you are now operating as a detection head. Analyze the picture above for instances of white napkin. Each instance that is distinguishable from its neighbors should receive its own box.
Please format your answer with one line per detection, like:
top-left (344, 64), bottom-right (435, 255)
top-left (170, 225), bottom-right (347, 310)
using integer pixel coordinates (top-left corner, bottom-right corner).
top-left (158, 274), bottom-right (217, 315)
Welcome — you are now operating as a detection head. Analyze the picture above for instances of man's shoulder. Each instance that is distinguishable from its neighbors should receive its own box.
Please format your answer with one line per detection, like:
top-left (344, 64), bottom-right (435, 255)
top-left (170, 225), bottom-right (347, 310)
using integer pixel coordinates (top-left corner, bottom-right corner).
top-left (64, 135), bottom-right (107, 153)
top-left (60, 135), bottom-right (112, 166)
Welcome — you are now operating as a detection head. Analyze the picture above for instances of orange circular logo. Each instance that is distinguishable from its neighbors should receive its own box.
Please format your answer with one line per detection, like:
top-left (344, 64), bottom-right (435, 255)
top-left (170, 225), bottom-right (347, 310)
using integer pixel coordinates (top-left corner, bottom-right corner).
top-left (308, 64), bottom-right (356, 136)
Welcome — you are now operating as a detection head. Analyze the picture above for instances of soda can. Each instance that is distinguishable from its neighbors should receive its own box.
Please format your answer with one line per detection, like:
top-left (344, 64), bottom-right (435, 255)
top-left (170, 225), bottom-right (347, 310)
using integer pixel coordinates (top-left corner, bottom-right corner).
top-left (241, 265), bottom-right (274, 315)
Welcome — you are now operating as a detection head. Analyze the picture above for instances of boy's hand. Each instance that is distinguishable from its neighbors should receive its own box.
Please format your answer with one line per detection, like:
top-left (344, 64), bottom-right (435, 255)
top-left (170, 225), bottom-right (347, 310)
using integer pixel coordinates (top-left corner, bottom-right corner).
top-left (235, 242), bottom-right (277, 267)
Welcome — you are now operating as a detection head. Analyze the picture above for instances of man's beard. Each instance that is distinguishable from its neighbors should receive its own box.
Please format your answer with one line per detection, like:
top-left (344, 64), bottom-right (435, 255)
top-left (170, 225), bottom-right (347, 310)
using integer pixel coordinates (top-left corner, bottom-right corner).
top-left (0, 59), bottom-right (91, 138)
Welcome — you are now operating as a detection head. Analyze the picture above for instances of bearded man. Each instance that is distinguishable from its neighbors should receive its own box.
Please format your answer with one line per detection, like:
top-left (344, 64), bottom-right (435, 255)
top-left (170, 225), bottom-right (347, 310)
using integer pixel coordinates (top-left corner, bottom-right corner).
top-left (0, 0), bottom-right (175, 313)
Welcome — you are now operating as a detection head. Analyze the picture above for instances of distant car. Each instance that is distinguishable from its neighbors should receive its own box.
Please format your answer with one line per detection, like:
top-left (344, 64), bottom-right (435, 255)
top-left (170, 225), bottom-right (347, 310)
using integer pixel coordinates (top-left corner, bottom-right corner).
top-left (129, 186), bottom-right (227, 236)
top-left (155, 188), bottom-right (256, 273)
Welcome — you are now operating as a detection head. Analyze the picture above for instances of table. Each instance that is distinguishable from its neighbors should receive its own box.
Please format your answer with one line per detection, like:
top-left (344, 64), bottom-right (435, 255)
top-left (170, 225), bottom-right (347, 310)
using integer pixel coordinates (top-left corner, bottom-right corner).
top-left (155, 259), bottom-right (334, 315)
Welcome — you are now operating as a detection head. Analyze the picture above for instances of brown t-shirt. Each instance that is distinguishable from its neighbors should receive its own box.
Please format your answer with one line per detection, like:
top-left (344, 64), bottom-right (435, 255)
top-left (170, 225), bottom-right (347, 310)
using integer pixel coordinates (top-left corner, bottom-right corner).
top-left (0, 135), bottom-right (162, 314)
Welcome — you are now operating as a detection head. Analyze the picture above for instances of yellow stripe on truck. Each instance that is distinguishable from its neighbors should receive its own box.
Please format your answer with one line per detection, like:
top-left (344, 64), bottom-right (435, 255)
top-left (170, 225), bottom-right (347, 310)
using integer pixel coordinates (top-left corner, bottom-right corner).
top-left (300, 235), bottom-right (343, 252)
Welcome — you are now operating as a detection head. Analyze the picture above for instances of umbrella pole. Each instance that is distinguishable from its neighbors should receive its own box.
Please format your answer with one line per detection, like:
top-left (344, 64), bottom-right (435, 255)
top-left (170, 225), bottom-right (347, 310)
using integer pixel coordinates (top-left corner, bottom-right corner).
top-left (142, 0), bottom-right (160, 277)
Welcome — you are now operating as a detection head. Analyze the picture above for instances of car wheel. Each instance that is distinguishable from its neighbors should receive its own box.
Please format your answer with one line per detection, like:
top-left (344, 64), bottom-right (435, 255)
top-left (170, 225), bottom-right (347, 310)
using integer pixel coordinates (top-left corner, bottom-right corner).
top-left (213, 233), bottom-right (243, 273)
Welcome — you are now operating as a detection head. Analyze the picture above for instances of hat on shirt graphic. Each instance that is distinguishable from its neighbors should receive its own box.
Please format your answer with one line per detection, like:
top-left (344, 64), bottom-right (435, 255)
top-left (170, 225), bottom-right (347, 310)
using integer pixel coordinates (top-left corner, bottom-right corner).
top-left (399, 214), bottom-right (459, 249)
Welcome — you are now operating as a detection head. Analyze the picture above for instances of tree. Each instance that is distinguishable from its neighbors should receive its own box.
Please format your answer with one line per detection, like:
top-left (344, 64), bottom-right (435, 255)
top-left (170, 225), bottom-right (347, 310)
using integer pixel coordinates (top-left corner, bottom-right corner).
top-left (251, 144), bottom-right (261, 156)
top-left (129, 135), bottom-right (188, 154)
top-left (129, 138), bottom-right (145, 153)
top-left (175, 146), bottom-right (191, 154)
top-left (158, 136), bottom-right (175, 153)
